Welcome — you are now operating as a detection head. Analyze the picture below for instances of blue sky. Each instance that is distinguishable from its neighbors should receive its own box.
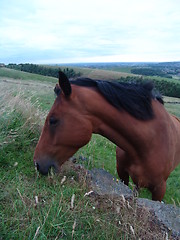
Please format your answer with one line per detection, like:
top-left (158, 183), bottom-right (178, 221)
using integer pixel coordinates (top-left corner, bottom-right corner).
top-left (0, 0), bottom-right (180, 64)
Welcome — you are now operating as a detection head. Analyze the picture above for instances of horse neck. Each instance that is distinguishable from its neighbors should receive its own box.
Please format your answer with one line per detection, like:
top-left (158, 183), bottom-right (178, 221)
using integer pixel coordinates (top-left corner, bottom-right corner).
top-left (78, 86), bottom-right (147, 155)
top-left (93, 108), bottom-right (145, 154)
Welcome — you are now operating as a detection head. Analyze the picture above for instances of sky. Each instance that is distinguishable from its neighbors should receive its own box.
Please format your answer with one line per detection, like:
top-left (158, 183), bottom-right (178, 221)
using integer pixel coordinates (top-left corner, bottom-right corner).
top-left (0, 0), bottom-right (180, 64)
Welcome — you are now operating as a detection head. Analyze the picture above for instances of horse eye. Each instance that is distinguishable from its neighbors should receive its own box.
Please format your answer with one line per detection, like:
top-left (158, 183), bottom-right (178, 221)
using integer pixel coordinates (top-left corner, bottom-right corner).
top-left (49, 117), bottom-right (58, 126)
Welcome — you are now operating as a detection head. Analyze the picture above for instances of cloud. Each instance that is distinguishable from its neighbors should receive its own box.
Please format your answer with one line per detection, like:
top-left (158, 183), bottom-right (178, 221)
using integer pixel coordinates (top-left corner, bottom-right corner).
top-left (0, 0), bottom-right (180, 63)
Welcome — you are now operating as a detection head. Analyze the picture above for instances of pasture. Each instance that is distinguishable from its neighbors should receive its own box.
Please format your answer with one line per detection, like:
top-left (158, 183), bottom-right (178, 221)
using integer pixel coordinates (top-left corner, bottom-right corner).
top-left (0, 68), bottom-right (180, 239)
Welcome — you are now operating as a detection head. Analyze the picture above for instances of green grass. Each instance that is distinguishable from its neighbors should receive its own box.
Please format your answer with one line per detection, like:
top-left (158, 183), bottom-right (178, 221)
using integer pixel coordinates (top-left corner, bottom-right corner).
top-left (1, 152), bottom-right (115, 239)
top-left (0, 144), bottom-right (118, 239)
top-left (0, 111), bottom-right (165, 239)
top-left (164, 103), bottom-right (180, 118)
top-left (0, 83), bottom-right (151, 239)
top-left (0, 70), bottom-right (179, 239)
top-left (164, 96), bottom-right (180, 118)
top-left (0, 67), bottom-right (57, 83)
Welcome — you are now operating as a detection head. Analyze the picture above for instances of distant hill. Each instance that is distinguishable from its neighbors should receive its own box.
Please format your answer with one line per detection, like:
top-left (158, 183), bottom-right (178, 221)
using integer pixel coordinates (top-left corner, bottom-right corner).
top-left (0, 65), bottom-right (179, 98)
top-left (55, 61), bottom-right (180, 80)
top-left (67, 67), bottom-right (135, 80)
top-left (40, 64), bottom-right (135, 80)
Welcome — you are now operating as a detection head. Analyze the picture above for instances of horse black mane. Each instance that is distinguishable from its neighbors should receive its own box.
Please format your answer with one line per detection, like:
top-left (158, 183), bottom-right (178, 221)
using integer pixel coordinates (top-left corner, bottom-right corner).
top-left (56, 78), bottom-right (164, 120)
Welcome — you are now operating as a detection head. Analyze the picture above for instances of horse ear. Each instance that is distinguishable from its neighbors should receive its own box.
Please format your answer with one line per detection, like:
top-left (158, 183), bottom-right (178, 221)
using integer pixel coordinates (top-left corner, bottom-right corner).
top-left (58, 71), bottom-right (72, 97)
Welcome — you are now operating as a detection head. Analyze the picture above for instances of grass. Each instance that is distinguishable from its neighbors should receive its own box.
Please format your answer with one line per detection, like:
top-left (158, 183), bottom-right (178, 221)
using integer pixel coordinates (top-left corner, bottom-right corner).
top-left (0, 67), bottom-right (57, 83)
top-left (88, 66), bottom-right (133, 74)
top-left (1, 165), bottom-right (110, 239)
top-left (0, 70), bottom-right (180, 239)
top-left (1, 81), bottom-right (161, 239)
top-left (72, 67), bottom-right (135, 80)
top-left (164, 96), bottom-right (180, 118)
top-left (164, 103), bottom-right (180, 118)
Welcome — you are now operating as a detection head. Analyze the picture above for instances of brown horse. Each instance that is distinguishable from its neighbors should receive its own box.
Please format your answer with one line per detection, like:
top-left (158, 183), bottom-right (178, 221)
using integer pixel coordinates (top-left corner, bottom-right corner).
top-left (34, 71), bottom-right (180, 201)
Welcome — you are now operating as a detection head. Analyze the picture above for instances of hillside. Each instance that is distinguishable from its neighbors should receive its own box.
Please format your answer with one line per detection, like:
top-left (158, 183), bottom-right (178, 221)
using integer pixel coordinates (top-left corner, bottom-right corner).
top-left (69, 61), bottom-right (180, 80)
top-left (57, 66), bottom-right (135, 80)
top-left (0, 67), bottom-right (57, 83)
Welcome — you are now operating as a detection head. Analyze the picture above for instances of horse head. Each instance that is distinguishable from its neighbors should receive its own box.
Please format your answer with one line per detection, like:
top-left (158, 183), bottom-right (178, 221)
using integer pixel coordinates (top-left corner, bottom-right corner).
top-left (33, 72), bottom-right (93, 175)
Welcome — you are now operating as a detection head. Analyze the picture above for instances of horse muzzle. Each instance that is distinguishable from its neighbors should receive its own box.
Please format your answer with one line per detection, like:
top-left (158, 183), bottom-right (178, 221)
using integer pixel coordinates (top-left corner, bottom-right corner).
top-left (34, 159), bottom-right (57, 175)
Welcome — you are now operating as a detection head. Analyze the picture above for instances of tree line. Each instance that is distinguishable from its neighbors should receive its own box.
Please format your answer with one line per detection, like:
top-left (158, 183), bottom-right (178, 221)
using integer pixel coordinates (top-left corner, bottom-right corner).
top-left (5, 63), bottom-right (179, 98)
top-left (6, 63), bottom-right (81, 79)
top-left (131, 68), bottom-right (172, 78)
top-left (119, 76), bottom-right (180, 98)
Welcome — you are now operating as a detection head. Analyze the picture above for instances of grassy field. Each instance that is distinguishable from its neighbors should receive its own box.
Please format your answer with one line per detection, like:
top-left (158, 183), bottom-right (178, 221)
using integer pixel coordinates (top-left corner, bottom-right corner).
top-left (0, 78), bottom-right (153, 239)
top-left (85, 65), bottom-right (133, 74)
top-left (0, 68), bottom-right (180, 239)
top-left (0, 67), bottom-right (57, 83)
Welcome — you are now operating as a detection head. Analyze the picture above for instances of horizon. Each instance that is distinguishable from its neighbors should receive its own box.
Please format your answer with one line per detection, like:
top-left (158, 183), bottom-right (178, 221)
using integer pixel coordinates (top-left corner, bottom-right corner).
top-left (2, 60), bottom-right (180, 65)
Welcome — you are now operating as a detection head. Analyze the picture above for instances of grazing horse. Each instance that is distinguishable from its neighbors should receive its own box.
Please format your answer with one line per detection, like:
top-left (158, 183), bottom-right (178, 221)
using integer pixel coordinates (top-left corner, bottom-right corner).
top-left (34, 72), bottom-right (180, 201)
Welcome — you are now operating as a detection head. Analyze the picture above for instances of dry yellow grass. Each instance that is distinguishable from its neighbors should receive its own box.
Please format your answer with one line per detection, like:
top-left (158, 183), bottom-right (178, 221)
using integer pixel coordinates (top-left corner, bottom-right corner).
top-left (76, 67), bottom-right (135, 80)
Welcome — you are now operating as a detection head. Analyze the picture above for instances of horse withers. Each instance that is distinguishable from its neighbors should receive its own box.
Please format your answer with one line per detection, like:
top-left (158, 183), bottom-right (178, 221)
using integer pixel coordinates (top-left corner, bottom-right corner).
top-left (34, 71), bottom-right (180, 201)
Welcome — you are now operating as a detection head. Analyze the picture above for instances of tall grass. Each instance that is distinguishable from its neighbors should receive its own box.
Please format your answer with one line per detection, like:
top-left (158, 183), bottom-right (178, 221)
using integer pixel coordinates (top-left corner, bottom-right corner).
top-left (0, 80), bottom-right (169, 239)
